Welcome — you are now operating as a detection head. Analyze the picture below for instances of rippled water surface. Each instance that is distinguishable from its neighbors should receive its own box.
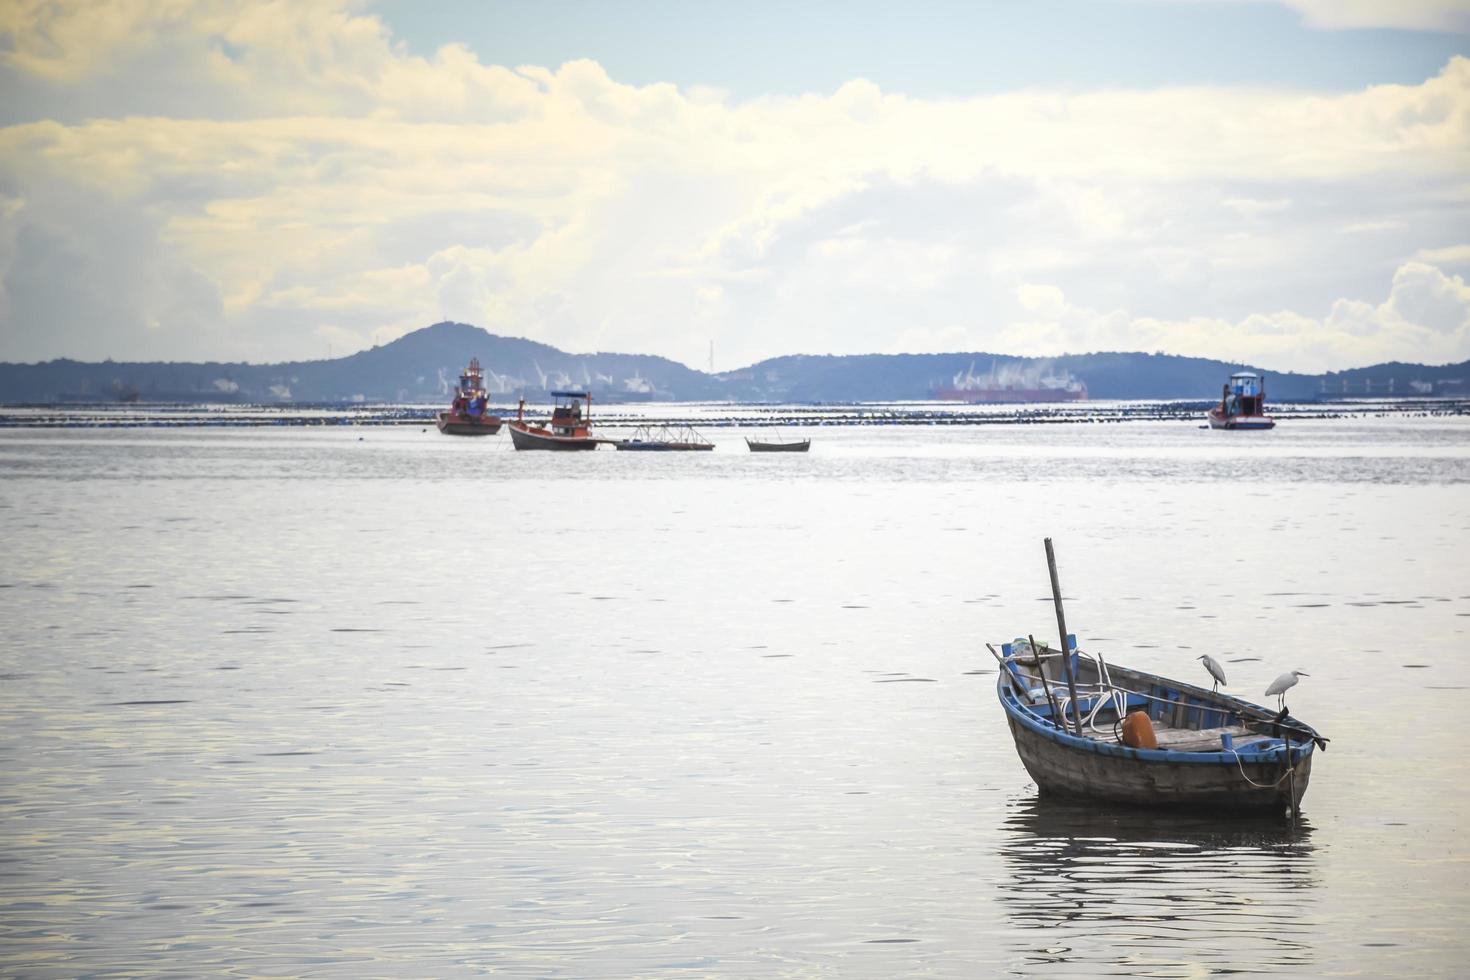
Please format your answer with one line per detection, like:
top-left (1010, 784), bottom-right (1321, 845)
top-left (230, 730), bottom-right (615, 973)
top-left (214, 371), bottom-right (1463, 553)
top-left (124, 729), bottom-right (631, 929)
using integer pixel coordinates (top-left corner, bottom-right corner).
top-left (3, 412), bottom-right (1469, 977)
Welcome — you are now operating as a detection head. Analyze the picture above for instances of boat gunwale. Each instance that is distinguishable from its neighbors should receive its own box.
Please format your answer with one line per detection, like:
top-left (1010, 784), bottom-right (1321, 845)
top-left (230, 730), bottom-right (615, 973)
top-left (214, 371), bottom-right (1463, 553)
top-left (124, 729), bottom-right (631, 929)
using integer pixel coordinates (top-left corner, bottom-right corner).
top-left (995, 659), bottom-right (1318, 768)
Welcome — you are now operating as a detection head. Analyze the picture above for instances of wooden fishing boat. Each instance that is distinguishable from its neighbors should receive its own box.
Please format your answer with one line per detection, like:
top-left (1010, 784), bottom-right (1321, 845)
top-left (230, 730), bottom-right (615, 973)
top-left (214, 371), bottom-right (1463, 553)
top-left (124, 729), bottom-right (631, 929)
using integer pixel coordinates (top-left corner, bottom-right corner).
top-left (614, 424), bottom-right (714, 451)
top-left (994, 539), bottom-right (1326, 815)
top-left (745, 437), bottom-right (810, 453)
top-left (507, 391), bottom-right (602, 451)
top-left (436, 358), bottom-right (502, 435)
top-left (1207, 371), bottom-right (1275, 430)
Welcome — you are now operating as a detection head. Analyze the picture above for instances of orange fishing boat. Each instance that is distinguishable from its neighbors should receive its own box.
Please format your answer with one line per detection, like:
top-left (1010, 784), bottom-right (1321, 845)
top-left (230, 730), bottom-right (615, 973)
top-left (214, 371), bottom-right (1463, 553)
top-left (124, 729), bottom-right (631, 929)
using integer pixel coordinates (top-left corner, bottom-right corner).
top-left (507, 391), bottom-right (602, 451)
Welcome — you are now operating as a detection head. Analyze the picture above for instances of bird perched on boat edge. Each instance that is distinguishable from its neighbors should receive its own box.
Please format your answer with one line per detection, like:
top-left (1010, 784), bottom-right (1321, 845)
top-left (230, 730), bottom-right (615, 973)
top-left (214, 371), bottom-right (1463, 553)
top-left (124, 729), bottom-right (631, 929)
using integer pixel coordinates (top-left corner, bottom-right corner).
top-left (1265, 670), bottom-right (1308, 710)
top-left (1196, 654), bottom-right (1227, 692)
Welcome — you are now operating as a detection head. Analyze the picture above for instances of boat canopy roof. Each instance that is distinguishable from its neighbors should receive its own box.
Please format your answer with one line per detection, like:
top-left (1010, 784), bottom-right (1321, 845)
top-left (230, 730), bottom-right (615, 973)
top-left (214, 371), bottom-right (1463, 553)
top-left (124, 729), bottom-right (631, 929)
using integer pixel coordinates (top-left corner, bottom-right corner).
top-left (550, 390), bottom-right (590, 399)
top-left (1230, 372), bottom-right (1261, 380)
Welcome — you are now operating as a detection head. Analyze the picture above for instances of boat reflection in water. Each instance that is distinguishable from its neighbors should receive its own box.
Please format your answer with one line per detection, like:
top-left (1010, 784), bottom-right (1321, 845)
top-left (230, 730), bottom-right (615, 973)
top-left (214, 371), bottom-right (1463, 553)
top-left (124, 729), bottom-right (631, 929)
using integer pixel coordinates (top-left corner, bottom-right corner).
top-left (998, 797), bottom-right (1319, 975)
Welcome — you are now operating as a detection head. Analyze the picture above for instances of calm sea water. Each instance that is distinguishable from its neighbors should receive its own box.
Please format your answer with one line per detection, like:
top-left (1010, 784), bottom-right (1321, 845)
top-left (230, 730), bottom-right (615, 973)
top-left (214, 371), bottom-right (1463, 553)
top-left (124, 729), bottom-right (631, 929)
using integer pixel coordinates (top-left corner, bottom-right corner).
top-left (2, 410), bottom-right (1469, 977)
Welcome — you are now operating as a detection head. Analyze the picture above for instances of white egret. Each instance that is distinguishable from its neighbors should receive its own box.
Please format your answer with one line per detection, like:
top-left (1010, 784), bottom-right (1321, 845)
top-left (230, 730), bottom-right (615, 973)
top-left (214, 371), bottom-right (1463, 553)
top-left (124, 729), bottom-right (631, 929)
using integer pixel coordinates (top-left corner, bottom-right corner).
top-left (1196, 654), bottom-right (1227, 692)
top-left (1265, 670), bottom-right (1308, 710)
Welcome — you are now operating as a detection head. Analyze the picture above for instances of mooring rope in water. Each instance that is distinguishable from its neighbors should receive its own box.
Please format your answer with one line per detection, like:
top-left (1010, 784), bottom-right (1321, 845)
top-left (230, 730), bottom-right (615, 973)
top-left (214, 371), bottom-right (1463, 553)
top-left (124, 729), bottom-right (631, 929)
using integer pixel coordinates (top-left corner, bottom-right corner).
top-left (1227, 748), bottom-right (1298, 789)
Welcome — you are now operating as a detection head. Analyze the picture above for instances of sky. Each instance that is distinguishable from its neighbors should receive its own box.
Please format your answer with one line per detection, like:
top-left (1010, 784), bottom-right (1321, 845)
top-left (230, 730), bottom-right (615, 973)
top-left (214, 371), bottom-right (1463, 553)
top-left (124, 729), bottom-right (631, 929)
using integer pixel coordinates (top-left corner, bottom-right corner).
top-left (0, 1), bottom-right (1468, 373)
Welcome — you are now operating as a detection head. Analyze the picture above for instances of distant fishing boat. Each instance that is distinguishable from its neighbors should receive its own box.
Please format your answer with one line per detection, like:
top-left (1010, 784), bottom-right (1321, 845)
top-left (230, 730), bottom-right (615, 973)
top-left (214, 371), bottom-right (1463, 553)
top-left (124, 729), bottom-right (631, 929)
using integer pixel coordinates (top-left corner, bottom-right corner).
top-left (614, 424), bottom-right (714, 451)
top-left (507, 391), bottom-right (601, 451)
top-left (745, 437), bottom-right (810, 453)
top-left (994, 539), bottom-right (1326, 815)
top-left (437, 358), bottom-right (502, 435)
top-left (1207, 372), bottom-right (1275, 430)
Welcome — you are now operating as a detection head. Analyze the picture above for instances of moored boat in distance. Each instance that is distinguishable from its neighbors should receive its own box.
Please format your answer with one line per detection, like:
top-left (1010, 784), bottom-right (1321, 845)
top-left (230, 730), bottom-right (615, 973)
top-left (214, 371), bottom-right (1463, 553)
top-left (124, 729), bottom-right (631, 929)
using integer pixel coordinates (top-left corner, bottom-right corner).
top-left (507, 391), bottom-right (602, 450)
top-left (994, 539), bottom-right (1326, 815)
top-left (745, 437), bottom-right (810, 453)
top-left (1208, 371), bottom-right (1276, 429)
top-left (614, 424), bottom-right (714, 451)
top-left (436, 358), bottom-right (502, 435)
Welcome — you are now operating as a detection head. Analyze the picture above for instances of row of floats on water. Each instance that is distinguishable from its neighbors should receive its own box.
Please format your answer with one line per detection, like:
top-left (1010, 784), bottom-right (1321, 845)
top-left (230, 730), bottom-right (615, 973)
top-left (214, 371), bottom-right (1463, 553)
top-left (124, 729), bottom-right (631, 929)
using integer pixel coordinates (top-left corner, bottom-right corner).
top-left (436, 359), bottom-right (809, 452)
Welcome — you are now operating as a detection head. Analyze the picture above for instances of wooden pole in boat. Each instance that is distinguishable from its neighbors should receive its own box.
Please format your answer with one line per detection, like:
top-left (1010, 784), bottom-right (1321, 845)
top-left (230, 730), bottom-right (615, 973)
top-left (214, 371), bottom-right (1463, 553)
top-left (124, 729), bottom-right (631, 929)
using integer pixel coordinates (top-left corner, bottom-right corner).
top-left (986, 642), bottom-right (1027, 701)
top-left (1028, 632), bottom-right (1066, 731)
top-left (1044, 537), bottom-right (1084, 737)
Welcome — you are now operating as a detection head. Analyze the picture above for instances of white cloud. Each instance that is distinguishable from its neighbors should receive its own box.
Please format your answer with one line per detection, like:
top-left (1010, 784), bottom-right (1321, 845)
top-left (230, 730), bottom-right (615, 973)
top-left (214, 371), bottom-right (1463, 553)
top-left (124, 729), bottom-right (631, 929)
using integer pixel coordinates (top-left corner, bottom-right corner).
top-left (1175, 1), bottom-right (1470, 34)
top-left (995, 263), bottom-right (1470, 372)
top-left (1343, 219), bottom-right (1407, 233)
top-left (0, 2), bottom-right (1468, 370)
top-left (1222, 196), bottom-right (1292, 217)
top-left (1275, 0), bottom-right (1470, 33)
top-left (1413, 243), bottom-right (1470, 264)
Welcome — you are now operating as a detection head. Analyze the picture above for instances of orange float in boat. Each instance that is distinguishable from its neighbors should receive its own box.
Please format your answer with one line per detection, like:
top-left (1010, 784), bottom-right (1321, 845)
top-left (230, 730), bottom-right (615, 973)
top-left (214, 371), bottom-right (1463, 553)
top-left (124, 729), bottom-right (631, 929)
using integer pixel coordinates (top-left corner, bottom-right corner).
top-left (1121, 710), bottom-right (1158, 749)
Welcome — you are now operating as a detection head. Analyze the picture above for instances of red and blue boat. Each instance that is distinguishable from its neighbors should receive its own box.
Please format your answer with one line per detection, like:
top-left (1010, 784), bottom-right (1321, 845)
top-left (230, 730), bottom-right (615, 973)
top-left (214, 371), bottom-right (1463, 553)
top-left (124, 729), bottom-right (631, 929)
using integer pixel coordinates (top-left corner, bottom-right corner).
top-left (436, 359), bottom-right (502, 435)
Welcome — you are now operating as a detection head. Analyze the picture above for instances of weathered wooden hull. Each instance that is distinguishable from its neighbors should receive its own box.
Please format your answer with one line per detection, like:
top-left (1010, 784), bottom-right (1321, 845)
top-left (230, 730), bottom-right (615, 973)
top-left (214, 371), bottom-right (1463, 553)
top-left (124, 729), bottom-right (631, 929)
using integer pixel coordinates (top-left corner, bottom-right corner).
top-left (1006, 711), bottom-right (1311, 812)
top-left (437, 412), bottom-right (502, 435)
top-left (746, 438), bottom-right (810, 453)
top-left (507, 422), bottom-right (599, 451)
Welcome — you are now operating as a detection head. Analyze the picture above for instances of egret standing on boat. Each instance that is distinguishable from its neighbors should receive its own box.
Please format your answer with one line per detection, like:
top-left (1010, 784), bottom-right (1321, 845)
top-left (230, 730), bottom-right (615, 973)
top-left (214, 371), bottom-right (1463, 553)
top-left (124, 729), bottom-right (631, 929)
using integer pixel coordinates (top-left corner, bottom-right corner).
top-left (1197, 654), bottom-right (1227, 692)
top-left (1266, 670), bottom-right (1308, 710)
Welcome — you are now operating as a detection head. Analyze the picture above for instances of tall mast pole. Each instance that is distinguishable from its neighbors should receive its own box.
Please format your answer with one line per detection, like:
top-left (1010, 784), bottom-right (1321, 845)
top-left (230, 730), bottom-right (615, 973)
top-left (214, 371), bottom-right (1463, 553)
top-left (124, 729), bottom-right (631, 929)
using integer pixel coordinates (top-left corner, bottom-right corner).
top-left (1045, 537), bottom-right (1084, 737)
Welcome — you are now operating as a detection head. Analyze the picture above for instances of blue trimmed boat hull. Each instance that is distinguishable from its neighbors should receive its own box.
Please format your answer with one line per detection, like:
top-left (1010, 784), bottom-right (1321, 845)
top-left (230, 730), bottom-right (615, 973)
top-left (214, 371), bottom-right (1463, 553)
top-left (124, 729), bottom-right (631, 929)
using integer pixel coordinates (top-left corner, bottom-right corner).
top-left (997, 662), bottom-right (1317, 814)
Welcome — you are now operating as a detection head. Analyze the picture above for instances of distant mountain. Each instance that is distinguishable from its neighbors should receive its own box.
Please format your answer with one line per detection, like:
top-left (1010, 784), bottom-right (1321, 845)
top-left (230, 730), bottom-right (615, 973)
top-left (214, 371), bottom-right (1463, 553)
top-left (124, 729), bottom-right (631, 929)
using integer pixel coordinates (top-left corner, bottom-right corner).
top-left (0, 322), bottom-right (723, 404)
top-left (1, 322), bottom-right (1466, 404)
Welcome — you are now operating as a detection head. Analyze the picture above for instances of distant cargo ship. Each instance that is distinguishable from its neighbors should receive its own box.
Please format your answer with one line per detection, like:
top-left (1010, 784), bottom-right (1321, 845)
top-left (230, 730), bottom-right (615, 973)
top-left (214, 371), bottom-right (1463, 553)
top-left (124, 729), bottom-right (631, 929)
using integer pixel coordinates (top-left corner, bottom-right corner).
top-left (932, 361), bottom-right (1088, 403)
